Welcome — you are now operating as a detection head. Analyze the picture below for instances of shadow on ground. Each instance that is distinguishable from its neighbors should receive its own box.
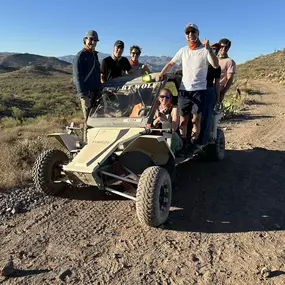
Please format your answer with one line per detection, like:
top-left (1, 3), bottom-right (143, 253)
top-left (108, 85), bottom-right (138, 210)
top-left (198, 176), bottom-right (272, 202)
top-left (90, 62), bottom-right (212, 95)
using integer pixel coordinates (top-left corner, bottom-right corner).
top-left (243, 99), bottom-right (268, 106)
top-left (226, 114), bottom-right (274, 123)
top-left (59, 185), bottom-right (127, 202)
top-left (166, 147), bottom-right (285, 233)
top-left (0, 269), bottom-right (51, 284)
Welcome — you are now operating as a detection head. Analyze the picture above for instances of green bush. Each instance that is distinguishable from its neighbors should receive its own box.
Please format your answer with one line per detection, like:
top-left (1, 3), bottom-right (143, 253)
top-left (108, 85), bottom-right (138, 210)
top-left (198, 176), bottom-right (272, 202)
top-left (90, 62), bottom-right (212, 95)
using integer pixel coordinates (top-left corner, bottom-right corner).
top-left (11, 107), bottom-right (24, 121)
top-left (0, 117), bottom-right (20, 128)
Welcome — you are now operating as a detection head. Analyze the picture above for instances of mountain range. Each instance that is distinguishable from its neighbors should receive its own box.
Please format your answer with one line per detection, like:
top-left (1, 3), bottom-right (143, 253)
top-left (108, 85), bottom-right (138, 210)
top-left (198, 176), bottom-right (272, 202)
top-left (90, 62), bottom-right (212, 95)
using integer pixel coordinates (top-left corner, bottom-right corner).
top-left (0, 52), bottom-right (171, 73)
top-left (59, 53), bottom-right (172, 72)
top-left (0, 53), bottom-right (70, 70)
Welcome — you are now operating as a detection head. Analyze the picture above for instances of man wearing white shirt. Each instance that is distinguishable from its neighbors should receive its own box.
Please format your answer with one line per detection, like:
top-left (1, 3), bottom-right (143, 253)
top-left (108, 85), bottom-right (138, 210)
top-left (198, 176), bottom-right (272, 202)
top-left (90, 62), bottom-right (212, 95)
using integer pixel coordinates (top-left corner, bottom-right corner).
top-left (157, 23), bottom-right (219, 154)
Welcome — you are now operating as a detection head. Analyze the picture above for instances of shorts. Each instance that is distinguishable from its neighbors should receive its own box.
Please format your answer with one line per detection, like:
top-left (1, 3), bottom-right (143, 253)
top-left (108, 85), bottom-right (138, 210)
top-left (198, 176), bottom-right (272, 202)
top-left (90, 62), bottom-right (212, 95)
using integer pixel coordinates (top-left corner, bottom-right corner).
top-left (178, 90), bottom-right (206, 117)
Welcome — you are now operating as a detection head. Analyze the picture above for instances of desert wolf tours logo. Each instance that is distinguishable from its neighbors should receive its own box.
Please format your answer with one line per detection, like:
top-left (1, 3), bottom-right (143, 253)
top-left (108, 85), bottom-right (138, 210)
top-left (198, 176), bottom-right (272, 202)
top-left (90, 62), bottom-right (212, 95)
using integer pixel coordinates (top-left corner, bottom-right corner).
top-left (121, 82), bottom-right (159, 91)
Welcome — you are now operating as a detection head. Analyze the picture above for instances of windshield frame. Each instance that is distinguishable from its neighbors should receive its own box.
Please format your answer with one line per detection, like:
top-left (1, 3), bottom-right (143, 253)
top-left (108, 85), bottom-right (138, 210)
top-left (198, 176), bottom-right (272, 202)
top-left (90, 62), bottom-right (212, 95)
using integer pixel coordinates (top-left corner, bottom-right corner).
top-left (86, 74), bottom-right (167, 128)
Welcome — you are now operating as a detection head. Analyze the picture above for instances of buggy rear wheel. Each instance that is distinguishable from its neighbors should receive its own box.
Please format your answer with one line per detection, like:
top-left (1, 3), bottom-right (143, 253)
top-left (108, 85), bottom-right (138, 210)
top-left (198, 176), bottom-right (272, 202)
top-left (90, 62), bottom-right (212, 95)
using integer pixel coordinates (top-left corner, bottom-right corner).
top-left (136, 166), bottom-right (172, 227)
top-left (32, 149), bottom-right (69, 195)
top-left (204, 128), bottom-right (225, 161)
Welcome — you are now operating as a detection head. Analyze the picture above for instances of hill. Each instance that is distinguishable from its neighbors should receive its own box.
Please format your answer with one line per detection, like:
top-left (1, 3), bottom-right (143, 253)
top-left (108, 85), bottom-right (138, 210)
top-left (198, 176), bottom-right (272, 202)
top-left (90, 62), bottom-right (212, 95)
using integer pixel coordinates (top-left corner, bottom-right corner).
top-left (237, 49), bottom-right (285, 84)
top-left (0, 53), bottom-right (71, 69)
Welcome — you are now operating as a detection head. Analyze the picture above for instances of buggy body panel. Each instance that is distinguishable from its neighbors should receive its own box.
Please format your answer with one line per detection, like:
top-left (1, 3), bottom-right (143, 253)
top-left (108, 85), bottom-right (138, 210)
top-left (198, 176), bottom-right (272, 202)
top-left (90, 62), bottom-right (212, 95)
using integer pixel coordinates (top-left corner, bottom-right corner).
top-left (47, 133), bottom-right (80, 152)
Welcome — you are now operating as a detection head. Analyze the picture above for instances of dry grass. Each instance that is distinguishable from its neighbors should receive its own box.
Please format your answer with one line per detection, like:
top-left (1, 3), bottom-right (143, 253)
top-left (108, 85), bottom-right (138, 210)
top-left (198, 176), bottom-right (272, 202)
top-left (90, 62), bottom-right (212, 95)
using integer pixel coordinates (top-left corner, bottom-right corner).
top-left (237, 49), bottom-right (285, 84)
top-left (0, 116), bottom-right (83, 190)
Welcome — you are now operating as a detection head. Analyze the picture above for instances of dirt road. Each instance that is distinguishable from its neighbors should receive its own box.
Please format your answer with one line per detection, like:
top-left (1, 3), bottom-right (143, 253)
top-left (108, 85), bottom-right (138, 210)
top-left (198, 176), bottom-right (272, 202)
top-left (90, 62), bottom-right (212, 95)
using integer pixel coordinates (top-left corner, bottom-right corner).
top-left (1, 81), bottom-right (285, 285)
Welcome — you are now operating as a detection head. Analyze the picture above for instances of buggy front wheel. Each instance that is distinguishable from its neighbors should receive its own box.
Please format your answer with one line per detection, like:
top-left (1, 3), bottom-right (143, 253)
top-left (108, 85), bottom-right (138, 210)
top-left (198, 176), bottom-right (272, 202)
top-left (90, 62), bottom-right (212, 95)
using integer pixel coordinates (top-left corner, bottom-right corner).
top-left (32, 149), bottom-right (69, 195)
top-left (136, 166), bottom-right (172, 227)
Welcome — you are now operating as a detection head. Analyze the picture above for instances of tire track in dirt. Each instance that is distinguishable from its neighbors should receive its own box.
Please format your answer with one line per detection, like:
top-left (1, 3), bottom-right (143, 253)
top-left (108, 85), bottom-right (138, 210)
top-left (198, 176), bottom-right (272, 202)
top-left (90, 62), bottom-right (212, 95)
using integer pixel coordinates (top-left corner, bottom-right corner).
top-left (1, 80), bottom-right (285, 284)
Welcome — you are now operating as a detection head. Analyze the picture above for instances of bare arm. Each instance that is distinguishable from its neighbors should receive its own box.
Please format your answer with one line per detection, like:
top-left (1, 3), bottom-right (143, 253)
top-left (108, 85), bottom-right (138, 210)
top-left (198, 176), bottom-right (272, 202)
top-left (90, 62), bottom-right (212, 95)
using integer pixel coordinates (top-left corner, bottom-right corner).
top-left (203, 39), bottom-right (219, 68)
top-left (171, 107), bottom-right (179, 131)
top-left (222, 74), bottom-right (234, 95)
top-left (208, 49), bottom-right (219, 68)
top-left (156, 61), bottom-right (176, 80)
top-left (153, 109), bottom-right (160, 127)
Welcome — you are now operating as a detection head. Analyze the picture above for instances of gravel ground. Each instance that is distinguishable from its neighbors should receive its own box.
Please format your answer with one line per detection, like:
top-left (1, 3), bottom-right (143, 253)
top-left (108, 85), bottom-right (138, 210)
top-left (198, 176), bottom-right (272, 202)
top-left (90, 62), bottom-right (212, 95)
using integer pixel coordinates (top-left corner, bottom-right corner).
top-left (0, 186), bottom-right (56, 221)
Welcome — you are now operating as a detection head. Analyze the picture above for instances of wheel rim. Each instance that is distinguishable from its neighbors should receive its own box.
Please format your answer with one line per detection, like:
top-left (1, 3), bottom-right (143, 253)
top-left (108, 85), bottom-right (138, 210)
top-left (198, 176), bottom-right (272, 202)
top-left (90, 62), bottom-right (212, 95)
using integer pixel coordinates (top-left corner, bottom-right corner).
top-left (159, 181), bottom-right (169, 211)
top-left (51, 162), bottom-right (65, 183)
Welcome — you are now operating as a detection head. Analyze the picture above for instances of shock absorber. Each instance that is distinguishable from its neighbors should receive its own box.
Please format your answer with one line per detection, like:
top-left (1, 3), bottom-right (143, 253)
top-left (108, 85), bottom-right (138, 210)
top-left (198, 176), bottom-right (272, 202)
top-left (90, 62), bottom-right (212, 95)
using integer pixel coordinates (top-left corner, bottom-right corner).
top-left (112, 158), bottom-right (134, 192)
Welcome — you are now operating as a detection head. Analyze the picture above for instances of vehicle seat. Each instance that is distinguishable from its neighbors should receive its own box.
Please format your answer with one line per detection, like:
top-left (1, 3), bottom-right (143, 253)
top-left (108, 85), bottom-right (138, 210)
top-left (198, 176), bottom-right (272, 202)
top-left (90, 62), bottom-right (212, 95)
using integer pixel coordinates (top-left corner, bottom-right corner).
top-left (129, 103), bottom-right (143, 117)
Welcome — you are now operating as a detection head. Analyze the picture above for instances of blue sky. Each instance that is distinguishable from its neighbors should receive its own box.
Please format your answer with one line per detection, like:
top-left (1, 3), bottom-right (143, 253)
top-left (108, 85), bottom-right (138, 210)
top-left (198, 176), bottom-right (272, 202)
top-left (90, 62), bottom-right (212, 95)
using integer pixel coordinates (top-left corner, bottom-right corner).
top-left (0, 0), bottom-right (284, 64)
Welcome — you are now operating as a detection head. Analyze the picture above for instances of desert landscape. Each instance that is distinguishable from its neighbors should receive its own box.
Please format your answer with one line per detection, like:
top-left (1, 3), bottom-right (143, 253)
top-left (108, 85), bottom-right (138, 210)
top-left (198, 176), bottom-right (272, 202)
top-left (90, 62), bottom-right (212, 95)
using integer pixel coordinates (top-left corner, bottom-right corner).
top-left (1, 50), bottom-right (285, 284)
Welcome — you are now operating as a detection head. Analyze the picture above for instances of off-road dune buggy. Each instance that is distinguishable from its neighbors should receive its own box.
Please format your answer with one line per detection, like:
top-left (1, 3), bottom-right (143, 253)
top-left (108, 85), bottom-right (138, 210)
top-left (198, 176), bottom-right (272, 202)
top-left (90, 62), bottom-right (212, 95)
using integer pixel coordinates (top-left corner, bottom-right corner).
top-left (33, 72), bottom-right (225, 227)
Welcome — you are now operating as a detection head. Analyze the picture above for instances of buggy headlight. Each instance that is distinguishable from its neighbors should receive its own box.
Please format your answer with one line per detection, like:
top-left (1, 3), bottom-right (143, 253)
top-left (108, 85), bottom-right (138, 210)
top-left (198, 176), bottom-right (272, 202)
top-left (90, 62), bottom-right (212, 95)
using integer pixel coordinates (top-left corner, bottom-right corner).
top-left (142, 74), bottom-right (152, 83)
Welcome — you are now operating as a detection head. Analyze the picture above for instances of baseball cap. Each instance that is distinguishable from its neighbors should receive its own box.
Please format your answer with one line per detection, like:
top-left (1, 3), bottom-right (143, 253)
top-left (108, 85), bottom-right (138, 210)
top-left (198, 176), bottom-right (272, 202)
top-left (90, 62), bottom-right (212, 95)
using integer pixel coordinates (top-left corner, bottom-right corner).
top-left (84, 30), bottom-right (99, 41)
top-left (114, 40), bottom-right (124, 48)
top-left (184, 23), bottom-right (199, 33)
top-left (210, 42), bottom-right (221, 49)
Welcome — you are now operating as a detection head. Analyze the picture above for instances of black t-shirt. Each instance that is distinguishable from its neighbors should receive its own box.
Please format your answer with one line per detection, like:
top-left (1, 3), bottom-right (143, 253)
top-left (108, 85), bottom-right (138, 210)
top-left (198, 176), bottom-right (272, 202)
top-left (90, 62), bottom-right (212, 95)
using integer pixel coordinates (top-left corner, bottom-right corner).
top-left (207, 65), bottom-right (221, 87)
top-left (101, 56), bottom-right (132, 81)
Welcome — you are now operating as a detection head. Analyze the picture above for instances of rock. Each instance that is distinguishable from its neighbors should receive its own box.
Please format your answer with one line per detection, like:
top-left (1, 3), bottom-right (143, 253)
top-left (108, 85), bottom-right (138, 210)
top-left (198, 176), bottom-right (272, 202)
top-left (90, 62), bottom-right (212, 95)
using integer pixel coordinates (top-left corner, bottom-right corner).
top-left (113, 253), bottom-right (122, 259)
top-left (58, 268), bottom-right (72, 281)
top-left (260, 266), bottom-right (271, 278)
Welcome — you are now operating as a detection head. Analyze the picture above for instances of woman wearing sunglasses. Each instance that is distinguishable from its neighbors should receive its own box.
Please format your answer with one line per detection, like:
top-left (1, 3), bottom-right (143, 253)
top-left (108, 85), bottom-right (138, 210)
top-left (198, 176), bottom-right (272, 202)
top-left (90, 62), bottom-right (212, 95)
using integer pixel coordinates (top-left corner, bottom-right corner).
top-left (153, 88), bottom-right (183, 154)
top-left (129, 45), bottom-right (151, 76)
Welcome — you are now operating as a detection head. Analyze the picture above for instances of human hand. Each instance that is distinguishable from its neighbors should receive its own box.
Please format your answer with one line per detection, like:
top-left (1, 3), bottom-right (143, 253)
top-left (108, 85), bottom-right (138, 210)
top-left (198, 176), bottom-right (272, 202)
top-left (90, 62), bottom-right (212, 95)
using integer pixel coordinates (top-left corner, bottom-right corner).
top-left (155, 73), bottom-right (164, 82)
top-left (202, 39), bottom-right (210, 50)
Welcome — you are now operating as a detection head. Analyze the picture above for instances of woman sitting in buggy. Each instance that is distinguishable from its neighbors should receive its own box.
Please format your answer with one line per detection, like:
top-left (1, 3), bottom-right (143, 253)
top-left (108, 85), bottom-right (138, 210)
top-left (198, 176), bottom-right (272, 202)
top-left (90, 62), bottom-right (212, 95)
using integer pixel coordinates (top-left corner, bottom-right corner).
top-left (153, 88), bottom-right (183, 154)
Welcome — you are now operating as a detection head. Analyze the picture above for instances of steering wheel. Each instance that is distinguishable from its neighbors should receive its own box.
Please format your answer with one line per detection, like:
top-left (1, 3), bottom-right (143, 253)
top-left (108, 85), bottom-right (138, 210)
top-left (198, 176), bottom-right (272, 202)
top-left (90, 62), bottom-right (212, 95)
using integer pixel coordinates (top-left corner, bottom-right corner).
top-left (138, 107), bottom-right (151, 116)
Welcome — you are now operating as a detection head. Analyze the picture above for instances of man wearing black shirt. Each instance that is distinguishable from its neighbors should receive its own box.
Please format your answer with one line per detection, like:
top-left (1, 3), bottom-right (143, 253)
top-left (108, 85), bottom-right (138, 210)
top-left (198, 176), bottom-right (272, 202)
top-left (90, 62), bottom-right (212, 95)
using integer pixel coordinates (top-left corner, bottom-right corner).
top-left (100, 40), bottom-right (132, 82)
top-left (197, 43), bottom-right (221, 146)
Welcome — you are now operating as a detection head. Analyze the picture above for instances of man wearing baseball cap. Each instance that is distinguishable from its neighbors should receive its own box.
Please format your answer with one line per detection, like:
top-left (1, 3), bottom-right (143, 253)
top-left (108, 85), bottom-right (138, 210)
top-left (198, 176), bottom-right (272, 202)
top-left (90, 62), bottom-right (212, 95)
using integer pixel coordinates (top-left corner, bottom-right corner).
top-left (157, 23), bottom-right (219, 155)
top-left (100, 40), bottom-right (132, 82)
top-left (73, 30), bottom-right (101, 122)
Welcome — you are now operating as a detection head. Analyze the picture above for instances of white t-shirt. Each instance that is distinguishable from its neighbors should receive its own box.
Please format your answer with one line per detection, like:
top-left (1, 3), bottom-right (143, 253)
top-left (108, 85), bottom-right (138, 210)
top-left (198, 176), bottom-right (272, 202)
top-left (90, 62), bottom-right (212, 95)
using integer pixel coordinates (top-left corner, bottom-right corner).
top-left (172, 45), bottom-right (211, 91)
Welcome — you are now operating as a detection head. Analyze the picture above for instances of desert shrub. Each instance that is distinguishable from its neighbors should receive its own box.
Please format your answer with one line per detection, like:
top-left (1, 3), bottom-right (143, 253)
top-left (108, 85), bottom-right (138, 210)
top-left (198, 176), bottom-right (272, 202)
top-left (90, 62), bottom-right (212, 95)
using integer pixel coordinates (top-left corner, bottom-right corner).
top-left (11, 106), bottom-right (24, 121)
top-left (0, 117), bottom-right (20, 128)
top-left (0, 123), bottom-right (66, 189)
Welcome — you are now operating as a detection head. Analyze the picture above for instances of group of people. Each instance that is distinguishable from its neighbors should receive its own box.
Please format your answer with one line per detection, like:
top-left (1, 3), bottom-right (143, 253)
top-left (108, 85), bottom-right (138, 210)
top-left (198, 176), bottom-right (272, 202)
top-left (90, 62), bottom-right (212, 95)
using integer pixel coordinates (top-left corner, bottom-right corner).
top-left (72, 30), bottom-right (150, 120)
top-left (72, 23), bottom-right (236, 156)
top-left (155, 23), bottom-right (236, 155)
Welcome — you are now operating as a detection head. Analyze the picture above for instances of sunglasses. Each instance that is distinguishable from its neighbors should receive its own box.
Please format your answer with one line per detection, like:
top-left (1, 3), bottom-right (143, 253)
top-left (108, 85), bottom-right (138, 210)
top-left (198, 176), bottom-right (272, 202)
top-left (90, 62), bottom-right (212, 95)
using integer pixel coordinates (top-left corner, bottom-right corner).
top-left (185, 29), bottom-right (197, 35)
top-left (131, 52), bottom-right (140, 55)
top-left (88, 38), bottom-right (98, 42)
top-left (159, 95), bottom-right (170, 99)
